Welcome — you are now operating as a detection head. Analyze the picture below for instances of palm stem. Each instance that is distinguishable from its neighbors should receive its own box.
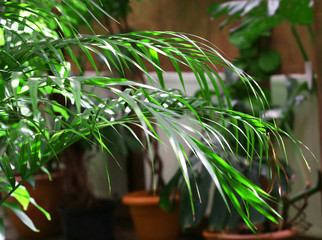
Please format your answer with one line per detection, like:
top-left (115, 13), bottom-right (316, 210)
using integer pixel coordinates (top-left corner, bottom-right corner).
top-left (291, 24), bottom-right (309, 62)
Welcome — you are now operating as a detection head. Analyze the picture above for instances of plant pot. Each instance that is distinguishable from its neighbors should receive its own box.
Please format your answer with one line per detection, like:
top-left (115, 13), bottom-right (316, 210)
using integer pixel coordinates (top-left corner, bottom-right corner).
top-left (58, 199), bottom-right (115, 240)
top-left (7, 171), bottom-right (65, 238)
top-left (202, 227), bottom-right (297, 240)
top-left (122, 190), bottom-right (180, 240)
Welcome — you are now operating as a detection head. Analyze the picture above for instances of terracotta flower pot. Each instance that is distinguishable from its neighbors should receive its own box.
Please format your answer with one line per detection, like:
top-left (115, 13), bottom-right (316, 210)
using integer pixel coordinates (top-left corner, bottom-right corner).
top-left (7, 171), bottom-right (65, 238)
top-left (202, 227), bottom-right (297, 240)
top-left (122, 190), bottom-right (180, 240)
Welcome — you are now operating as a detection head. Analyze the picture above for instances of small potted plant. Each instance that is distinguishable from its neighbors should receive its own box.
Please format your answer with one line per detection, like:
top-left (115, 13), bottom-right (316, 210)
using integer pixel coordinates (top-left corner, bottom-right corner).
top-left (122, 120), bottom-right (182, 240)
top-left (162, 66), bottom-right (319, 239)
top-left (164, 135), bottom-right (320, 239)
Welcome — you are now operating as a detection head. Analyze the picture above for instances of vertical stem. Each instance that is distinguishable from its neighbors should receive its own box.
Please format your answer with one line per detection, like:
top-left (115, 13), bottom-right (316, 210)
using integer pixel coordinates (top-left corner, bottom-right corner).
top-left (291, 24), bottom-right (309, 62)
top-left (307, 25), bottom-right (315, 45)
top-left (314, 0), bottom-right (322, 207)
top-left (291, 24), bottom-right (314, 88)
top-left (281, 196), bottom-right (289, 229)
top-left (284, 124), bottom-right (309, 187)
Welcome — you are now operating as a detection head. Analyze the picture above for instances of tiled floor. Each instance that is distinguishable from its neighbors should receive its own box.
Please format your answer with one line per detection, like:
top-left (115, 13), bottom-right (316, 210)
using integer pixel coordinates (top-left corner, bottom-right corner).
top-left (2, 200), bottom-right (204, 240)
top-left (6, 217), bottom-right (321, 240)
top-left (5, 215), bottom-right (202, 240)
top-left (3, 208), bottom-right (320, 240)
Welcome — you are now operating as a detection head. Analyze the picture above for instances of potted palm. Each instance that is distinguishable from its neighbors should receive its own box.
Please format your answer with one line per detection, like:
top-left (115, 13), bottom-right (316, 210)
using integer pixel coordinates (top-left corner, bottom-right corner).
top-left (0, 2), bottom-right (69, 237)
top-left (164, 133), bottom-right (320, 240)
top-left (0, 0), bottom-right (310, 239)
top-left (160, 1), bottom-right (320, 239)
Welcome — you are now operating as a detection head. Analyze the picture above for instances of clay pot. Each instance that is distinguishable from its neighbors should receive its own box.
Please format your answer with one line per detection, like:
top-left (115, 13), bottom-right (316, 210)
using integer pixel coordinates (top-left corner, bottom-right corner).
top-left (7, 171), bottom-right (65, 238)
top-left (122, 190), bottom-right (180, 240)
top-left (202, 227), bottom-right (297, 240)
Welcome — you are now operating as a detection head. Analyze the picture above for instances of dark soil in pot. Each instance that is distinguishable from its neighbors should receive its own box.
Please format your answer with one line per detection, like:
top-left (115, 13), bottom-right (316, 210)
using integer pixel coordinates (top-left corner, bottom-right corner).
top-left (58, 199), bottom-right (115, 240)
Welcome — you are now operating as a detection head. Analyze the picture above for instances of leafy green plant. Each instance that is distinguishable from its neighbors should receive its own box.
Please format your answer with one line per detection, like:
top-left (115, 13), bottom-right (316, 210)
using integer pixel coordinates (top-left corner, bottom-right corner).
top-left (162, 71), bottom-right (319, 234)
top-left (0, 0), bottom-right (309, 238)
top-left (161, 0), bottom-right (318, 235)
top-left (165, 141), bottom-right (320, 235)
top-left (208, 0), bottom-right (314, 84)
top-left (54, 0), bottom-right (152, 210)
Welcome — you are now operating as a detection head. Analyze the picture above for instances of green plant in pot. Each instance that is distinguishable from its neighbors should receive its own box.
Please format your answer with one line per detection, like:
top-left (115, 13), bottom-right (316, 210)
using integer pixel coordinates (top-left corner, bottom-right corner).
top-left (163, 100), bottom-right (319, 239)
top-left (0, 2), bottom-right (72, 237)
top-left (52, 2), bottom-right (151, 239)
top-left (162, 69), bottom-right (320, 239)
top-left (0, 1), bottom-right (310, 240)
top-left (0, 106), bottom-right (64, 239)
top-left (177, 1), bottom-right (319, 238)
top-left (125, 71), bottom-right (316, 240)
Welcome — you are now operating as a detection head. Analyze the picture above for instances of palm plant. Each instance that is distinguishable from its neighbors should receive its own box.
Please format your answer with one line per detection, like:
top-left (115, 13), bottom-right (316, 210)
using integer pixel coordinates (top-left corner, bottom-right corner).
top-left (0, 0), bottom-right (309, 237)
top-left (184, 0), bottom-right (318, 235)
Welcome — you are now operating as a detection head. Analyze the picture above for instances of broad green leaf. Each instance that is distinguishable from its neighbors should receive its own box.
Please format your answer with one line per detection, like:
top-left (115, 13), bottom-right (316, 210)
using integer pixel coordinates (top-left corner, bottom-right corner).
top-left (279, 0), bottom-right (313, 25)
top-left (12, 186), bottom-right (30, 211)
top-left (69, 78), bottom-right (82, 113)
top-left (52, 104), bottom-right (70, 120)
top-left (0, 28), bottom-right (4, 46)
top-left (10, 72), bottom-right (22, 99)
top-left (258, 50), bottom-right (281, 73)
top-left (3, 202), bottom-right (39, 232)
top-left (30, 198), bottom-right (51, 221)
